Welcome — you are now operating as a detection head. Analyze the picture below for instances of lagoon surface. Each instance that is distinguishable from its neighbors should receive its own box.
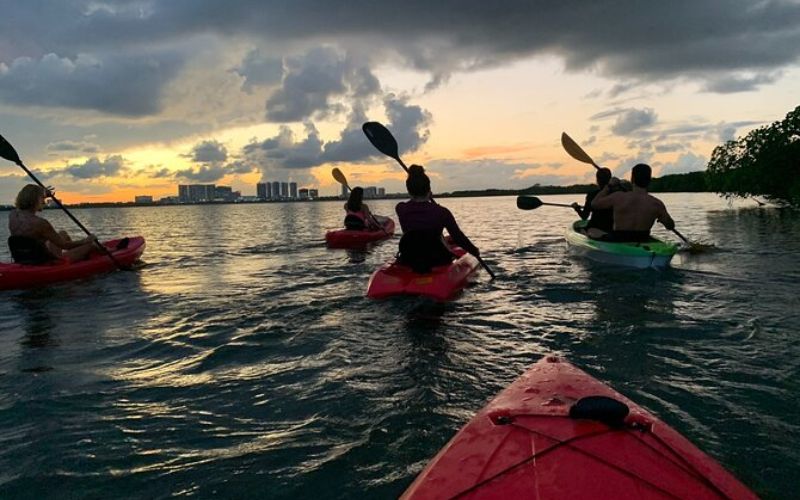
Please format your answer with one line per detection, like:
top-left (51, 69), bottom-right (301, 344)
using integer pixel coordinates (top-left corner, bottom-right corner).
top-left (0, 193), bottom-right (798, 499)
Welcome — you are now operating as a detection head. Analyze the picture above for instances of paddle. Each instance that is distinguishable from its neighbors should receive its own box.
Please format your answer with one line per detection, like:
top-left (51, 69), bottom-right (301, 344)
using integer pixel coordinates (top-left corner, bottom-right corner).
top-left (331, 167), bottom-right (389, 235)
top-left (560, 131), bottom-right (708, 251)
top-left (561, 132), bottom-right (600, 170)
top-left (516, 196), bottom-right (574, 210)
top-left (0, 133), bottom-right (128, 269)
top-left (361, 122), bottom-right (496, 279)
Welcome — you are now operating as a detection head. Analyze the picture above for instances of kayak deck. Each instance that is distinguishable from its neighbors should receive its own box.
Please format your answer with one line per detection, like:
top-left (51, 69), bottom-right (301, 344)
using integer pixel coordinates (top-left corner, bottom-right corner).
top-left (366, 246), bottom-right (480, 301)
top-left (566, 220), bottom-right (678, 269)
top-left (402, 356), bottom-right (756, 499)
top-left (325, 218), bottom-right (395, 248)
top-left (0, 236), bottom-right (146, 290)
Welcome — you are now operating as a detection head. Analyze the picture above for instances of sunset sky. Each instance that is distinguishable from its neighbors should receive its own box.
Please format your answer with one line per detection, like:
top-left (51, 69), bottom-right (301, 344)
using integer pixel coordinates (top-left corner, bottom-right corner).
top-left (1, 1), bottom-right (799, 203)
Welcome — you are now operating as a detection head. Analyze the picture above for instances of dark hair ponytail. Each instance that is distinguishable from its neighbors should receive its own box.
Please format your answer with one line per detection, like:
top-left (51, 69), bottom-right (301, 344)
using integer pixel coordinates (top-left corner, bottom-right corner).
top-left (406, 164), bottom-right (431, 197)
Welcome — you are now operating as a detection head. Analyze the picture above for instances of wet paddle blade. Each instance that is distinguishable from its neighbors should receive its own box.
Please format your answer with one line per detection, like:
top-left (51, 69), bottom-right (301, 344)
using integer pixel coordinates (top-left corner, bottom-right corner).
top-left (363, 122), bottom-right (399, 160)
top-left (682, 240), bottom-right (718, 254)
top-left (516, 196), bottom-right (544, 210)
top-left (561, 132), bottom-right (597, 169)
top-left (0, 134), bottom-right (23, 165)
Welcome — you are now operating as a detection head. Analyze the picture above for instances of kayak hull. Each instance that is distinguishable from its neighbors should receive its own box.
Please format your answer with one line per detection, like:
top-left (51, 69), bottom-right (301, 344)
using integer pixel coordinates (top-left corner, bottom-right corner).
top-left (566, 220), bottom-right (678, 269)
top-left (325, 218), bottom-right (395, 248)
top-left (402, 355), bottom-right (756, 500)
top-left (0, 236), bottom-right (145, 290)
top-left (366, 247), bottom-right (480, 301)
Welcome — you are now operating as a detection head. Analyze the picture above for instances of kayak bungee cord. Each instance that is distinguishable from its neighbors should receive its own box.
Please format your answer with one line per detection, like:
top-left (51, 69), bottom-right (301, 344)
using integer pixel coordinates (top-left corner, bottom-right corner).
top-left (448, 411), bottom-right (734, 500)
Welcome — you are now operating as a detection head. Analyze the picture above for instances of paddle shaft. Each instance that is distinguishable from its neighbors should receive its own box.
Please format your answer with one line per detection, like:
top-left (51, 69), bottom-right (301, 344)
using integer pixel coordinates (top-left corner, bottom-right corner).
top-left (13, 159), bottom-right (124, 269)
top-left (672, 228), bottom-right (689, 244)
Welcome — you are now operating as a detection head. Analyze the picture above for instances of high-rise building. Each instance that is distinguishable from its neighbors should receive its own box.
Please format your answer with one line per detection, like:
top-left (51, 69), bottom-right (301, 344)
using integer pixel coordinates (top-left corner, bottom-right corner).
top-left (299, 188), bottom-right (309, 199)
top-left (256, 183), bottom-right (267, 200)
top-left (180, 184), bottom-right (215, 202)
top-left (341, 184), bottom-right (348, 199)
top-left (289, 182), bottom-right (298, 199)
top-left (271, 181), bottom-right (280, 200)
top-left (309, 189), bottom-right (319, 199)
top-left (135, 195), bottom-right (153, 204)
top-left (364, 186), bottom-right (378, 198)
top-left (215, 186), bottom-right (234, 201)
top-left (377, 187), bottom-right (385, 197)
top-left (280, 182), bottom-right (288, 198)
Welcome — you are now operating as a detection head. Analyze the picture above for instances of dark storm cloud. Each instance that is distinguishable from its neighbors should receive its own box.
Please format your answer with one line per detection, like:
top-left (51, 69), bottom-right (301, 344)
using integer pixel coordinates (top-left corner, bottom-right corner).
top-left (0, 52), bottom-right (184, 116)
top-left (3, 1), bottom-right (798, 117)
top-left (244, 96), bottom-right (431, 171)
top-left (187, 140), bottom-right (228, 164)
top-left (235, 49), bottom-right (284, 92)
top-left (264, 47), bottom-right (381, 122)
top-left (175, 161), bottom-right (255, 182)
top-left (55, 156), bottom-right (126, 179)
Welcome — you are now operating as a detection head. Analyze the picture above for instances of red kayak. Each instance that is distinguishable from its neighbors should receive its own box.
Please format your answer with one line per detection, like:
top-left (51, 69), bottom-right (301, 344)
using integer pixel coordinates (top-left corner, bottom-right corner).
top-left (402, 356), bottom-right (757, 499)
top-left (0, 236), bottom-right (145, 290)
top-left (366, 246), bottom-right (480, 301)
top-left (325, 218), bottom-right (395, 248)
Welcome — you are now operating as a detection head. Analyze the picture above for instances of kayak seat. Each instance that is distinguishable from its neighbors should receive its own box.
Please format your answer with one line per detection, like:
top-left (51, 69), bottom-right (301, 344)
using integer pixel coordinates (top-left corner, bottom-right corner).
top-left (569, 396), bottom-right (629, 428)
top-left (8, 236), bottom-right (57, 265)
top-left (116, 237), bottom-right (130, 250)
top-left (344, 214), bottom-right (367, 231)
top-left (398, 231), bottom-right (455, 274)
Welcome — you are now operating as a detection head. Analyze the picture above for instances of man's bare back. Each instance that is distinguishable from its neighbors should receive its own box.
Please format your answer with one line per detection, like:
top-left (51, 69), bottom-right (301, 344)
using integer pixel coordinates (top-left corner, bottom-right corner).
top-left (591, 164), bottom-right (675, 240)
top-left (599, 190), bottom-right (672, 232)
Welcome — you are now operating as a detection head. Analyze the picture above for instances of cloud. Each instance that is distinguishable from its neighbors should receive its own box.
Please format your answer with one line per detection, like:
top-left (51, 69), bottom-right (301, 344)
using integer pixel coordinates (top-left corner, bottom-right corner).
top-left (46, 140), bottom-right (100, 154)
top-left (0, 52), bottom-right (184, 116)
top-left (611, 108), bottom-right (657, 136)
top-left (242, 96), bottom-right (431, 177)
top-left (234, 49), bottom-right (284, 92)
top-left (187, 140), bottom-right (228, 164)
top-left (657, 152), bottom-right (707, 176)
top-left (55, 156), bottom-right (127, 179)
top-left (265, 46), bottom-right (381, 122)
top-left (175, 161), bottom-right (255, 183)
top-left (702, 72), bottom-right (782, 93)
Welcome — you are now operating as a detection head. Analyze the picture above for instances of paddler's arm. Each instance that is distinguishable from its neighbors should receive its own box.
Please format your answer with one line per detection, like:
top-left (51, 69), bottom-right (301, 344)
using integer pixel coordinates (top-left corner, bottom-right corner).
top-left (443, 208), bottom-right (480, 257)
top-left (39, 220), bottom-right (94, 250)
top-left (656, 201), bottom-right (675, 230)
top-left (591, 183), bottom-right (617, 210)
top-left (572, 191), bottom-right (593, 219)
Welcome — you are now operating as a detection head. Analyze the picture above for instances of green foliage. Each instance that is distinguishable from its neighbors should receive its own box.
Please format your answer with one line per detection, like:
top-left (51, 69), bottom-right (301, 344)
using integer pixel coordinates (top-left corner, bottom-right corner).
top-left (706, 105), bottom-right (800, 206)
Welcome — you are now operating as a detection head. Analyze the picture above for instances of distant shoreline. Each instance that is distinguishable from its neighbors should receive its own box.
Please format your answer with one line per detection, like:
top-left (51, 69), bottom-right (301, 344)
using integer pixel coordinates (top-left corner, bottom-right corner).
top-left (0, 172), bottom-right (710, 210)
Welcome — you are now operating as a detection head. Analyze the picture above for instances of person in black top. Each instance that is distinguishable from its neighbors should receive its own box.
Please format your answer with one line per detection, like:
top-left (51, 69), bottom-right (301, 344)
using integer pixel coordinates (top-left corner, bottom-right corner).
top-left (571, 167), bottom-right (614, 239)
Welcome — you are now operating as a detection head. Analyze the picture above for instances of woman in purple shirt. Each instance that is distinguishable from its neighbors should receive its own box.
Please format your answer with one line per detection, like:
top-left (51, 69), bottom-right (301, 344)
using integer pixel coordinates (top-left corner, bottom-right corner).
top-left (395, 165), bottom-right (480, 273)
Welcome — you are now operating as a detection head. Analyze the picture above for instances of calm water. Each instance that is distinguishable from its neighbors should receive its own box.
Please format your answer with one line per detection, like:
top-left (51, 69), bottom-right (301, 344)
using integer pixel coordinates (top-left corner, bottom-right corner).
top-left (0, 193), bottom-right (798, 499)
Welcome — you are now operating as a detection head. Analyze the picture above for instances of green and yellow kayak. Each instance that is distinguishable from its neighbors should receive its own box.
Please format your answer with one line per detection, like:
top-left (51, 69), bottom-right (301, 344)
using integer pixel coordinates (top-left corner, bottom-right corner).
top-left (565, 221), bottom-right (678, 269)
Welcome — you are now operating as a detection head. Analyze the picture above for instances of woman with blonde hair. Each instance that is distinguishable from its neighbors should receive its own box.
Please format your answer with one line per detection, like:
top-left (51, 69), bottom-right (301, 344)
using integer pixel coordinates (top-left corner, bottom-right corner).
top-left (8, 184), bottom-right (97, 264)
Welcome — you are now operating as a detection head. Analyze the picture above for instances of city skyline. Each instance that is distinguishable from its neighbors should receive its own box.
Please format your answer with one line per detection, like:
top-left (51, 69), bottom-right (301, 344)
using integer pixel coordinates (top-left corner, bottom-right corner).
top-left (2, 3), bottom-right (800, 204)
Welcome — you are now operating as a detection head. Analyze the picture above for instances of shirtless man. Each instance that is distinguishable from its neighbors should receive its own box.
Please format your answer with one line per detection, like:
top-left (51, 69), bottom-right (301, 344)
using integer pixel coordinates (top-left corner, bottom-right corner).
top-left (8, 184), bottom-right (97, 264)
top-left (591, 164), bottom-right (675, 242)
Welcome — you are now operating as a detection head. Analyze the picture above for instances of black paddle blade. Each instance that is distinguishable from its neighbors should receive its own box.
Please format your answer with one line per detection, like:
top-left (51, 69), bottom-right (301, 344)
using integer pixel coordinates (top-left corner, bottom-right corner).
top-left (0, 134), bottom-right (22, 164)
top-left (516, 196), bottom-right (543, 210)
top-left (362, 122), bottom-right (399, 159)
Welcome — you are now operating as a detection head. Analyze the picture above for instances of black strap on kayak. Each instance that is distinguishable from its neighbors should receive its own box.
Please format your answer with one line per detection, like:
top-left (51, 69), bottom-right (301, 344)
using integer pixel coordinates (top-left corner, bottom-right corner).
top-left (568, 396), bottom-right (629, 427)
top-left (451, 412), bottom-right (735, 500)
